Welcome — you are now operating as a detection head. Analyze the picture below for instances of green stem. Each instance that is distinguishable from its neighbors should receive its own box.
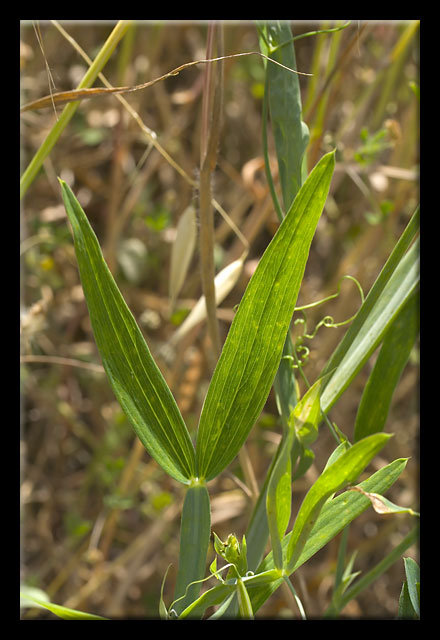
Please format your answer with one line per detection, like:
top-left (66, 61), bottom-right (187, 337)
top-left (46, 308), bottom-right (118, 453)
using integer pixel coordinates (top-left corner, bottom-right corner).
top-left (173, 482), bottom-right (211, 617)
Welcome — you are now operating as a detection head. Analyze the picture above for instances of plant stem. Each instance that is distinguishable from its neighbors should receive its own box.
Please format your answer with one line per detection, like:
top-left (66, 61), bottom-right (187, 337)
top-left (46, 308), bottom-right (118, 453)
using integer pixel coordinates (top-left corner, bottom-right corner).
top-left (198, 22), bottom-right (224, 357)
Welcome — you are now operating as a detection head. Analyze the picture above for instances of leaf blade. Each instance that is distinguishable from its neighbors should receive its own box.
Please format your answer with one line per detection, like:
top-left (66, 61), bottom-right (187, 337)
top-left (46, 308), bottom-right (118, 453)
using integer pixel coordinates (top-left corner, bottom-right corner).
top-left (195, 150), bottom-right (335, 481)
top-left (59, 179), bottom-right (196, 484)
top-left (354, 290), bottom-right (419, 441)
top-left (286, 433), bottom-right (392, 573)
top-left (249, 457), bottom-right (408, 614)
top-left (320, 207), bottom-right (419, 413)
top-left (259, 21), bottom-right (310, 212)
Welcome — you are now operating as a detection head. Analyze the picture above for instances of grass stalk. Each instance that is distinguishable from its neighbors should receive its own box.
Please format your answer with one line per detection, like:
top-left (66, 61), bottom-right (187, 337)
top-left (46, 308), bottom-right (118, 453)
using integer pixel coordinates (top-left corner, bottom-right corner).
top-left (20, 20), bottom-right (132, 200)
top-left (198, 23), bottom-right (224, 357)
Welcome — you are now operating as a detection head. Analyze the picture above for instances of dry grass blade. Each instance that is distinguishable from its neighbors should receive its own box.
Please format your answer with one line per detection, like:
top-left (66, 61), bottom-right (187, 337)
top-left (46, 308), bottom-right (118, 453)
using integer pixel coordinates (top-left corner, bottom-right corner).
top-left (20, 51), bottom-right (311, 113)
top-left (169, 205), bottom-right (197, 312)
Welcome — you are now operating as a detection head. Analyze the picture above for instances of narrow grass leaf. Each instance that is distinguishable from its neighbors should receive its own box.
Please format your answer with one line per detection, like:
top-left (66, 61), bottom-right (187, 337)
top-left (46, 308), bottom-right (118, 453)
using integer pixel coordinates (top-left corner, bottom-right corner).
top-left (159, 564), bottom-right (173, 619)
top-left (286, 433), bottom-right (392, 573)
top-left (354, 290), bottom-right (419, 441)
top-left (59, 179), bottom-right (196, 484)
top-left (20, 593), bottom-right (108, 620)
top-left (173, 483), bottom-right (211, 616)
top-left (169, 205), bottom-right (197, 311)
top-left (20, 21), bottom-right (132, 200)
top-left (196, 151), bottom-right (335, 481)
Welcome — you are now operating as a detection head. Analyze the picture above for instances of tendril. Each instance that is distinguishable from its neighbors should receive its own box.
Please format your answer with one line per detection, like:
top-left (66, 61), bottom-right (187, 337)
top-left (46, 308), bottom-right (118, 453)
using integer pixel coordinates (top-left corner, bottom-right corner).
top-left (285, 275), bottom-right (364, 378)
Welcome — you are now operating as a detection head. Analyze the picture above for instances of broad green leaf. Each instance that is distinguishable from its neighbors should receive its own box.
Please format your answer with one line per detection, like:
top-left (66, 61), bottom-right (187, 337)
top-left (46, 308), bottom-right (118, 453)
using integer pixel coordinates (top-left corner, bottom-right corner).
top-left (286, 433), bottom-right (392, 573)
top-left (196, 150), bottom-right (335, 481)
top-left (59, 179), bottom-right (196, 484)
top-left (320, 207), bottom-right (419, 413)
top-left (354, 289), bottom-right (419, 441)
top-left (173, 483), bottom-right (211, 616)
top-left (20, 592), bottom-right (108, 620)
top-left (249, 457), bottom-right (408, 613)
top-left (207, 593), bottom-right (236, 619)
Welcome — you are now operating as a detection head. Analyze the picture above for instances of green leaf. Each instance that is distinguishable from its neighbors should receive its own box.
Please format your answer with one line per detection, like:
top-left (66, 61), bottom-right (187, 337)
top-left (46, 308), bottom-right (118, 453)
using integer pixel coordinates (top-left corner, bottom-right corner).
top-left (178, 583), bottom-right (235, 620)
top-left (320, 223), bottom-right (419, 414)
top-left (59, 179), bottom-right (196, 484)
top-left (403, 557), bottom-right (420, 617)
top-left (266, 377), bottom-right (325, 570)
top-left (292, 443), bottom-right (315, 482)
top-left (290, 376), bottom-right (325, 446)
top-left (354, 290), bottom-right (419, 441)
top-left (237, 578), bottom-right (254, 619)
top-left (266, 428), bottom-right (294, 570)
top-left (258, 21), bottom-right (310, 212)
top-left (195, 150), bottom-right (335, 481)
top-left (249, 457), bottom-right (408, 614)
top-left (242, 209), bottom-right (419, 578)
top-left (20, 592), bottom-right (108, 620)
top-left (159, 564), bottom-right (173, 619)
top-left (398, 581), bottom-right (416, 619)
top-left (286, 433), bottom-right (392, 573)
top-left (173, 482), bottom-right (211, 615)
top-left (260, 22), bottom-right (308, 429)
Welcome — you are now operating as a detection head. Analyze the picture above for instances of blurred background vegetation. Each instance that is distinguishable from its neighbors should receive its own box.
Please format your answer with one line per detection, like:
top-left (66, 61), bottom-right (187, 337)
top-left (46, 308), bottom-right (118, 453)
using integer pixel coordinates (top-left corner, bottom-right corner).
top-left (20, 20), bottom-right (419, 619)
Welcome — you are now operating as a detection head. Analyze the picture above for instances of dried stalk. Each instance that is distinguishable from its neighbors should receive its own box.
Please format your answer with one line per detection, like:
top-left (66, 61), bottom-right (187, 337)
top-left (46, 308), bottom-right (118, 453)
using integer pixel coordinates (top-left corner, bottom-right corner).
top-left (198, 24), bottom-right (224, 357)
